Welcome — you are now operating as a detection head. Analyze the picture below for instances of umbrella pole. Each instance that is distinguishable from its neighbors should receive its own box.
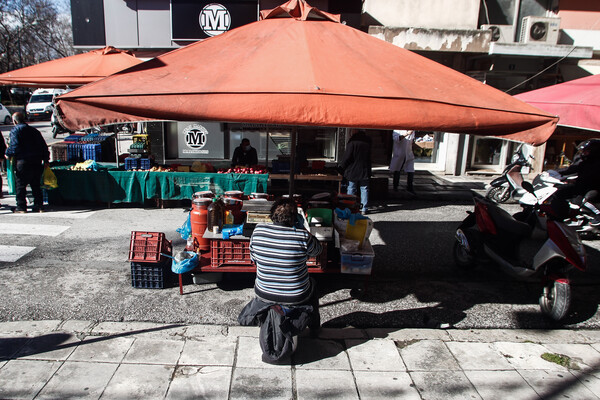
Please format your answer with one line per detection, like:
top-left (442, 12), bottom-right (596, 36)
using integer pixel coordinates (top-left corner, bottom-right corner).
top-left (289, 127), bottom-right (297, 197)
top-left (115, 129), bottom-right (120, 168)
top-left (266, 131), bottom-right (269, 167)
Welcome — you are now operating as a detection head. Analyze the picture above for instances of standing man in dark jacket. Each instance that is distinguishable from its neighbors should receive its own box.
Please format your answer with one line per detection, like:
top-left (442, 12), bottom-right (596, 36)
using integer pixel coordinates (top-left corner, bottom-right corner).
top-left (5, 112), bottom-right (49, 213)
top-left (341, 129), bottom-right (372, 214)
top-left (0, 131), bottom-right (6, 199)
top-left (231, 138), bottom-right (258, 167)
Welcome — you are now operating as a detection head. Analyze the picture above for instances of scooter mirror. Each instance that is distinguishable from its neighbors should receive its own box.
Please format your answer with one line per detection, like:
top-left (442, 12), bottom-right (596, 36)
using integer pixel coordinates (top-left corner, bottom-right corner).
top-left (522, 181), bottom-right (535, 194)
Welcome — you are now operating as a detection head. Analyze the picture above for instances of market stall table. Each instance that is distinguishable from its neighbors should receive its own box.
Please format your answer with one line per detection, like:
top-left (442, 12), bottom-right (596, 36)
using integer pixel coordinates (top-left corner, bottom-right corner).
top-left (47, 163), bottom-right (268, 205)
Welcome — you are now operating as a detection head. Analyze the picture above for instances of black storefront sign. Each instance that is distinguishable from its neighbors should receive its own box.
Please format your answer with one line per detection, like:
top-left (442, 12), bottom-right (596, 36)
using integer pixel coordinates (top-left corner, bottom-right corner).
top-left (171, 0), bottom-right (258, 40)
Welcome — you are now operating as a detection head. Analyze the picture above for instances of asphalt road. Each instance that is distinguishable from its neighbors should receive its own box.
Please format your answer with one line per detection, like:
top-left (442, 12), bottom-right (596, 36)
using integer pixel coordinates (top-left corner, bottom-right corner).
top-left (2, 120), bottom-right (600, 330)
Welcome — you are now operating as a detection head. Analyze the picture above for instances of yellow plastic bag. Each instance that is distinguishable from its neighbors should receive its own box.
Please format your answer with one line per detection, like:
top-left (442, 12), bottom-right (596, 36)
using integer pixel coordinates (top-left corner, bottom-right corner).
top-left (42, 166), bottom-right (58, 189)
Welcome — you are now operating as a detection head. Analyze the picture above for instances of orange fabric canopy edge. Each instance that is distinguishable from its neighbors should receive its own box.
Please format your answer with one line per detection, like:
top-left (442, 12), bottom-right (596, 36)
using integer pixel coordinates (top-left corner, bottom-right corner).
top-left (56, 1), bottom-right (557, 145)
top-left (0, 46), bottom-right (143, 88)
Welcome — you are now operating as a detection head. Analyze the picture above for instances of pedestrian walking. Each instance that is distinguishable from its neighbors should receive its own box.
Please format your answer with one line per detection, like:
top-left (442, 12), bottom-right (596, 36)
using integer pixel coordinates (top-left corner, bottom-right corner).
top-left (341, 129), bottom-right (372, 214)
top-left (5, 112), bottom-right (49, 213)
top-left (390, 129), bottom-right (415, 194)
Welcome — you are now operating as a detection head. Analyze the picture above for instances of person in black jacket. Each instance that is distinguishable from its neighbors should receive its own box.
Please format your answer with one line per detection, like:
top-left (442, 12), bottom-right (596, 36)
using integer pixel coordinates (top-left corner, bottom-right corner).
top-left (340, 129), bottom-right (372, 214)
top-left (5, 112), bottom-right (49, 213)
top-left (231, 138), bottom-right (258, 167)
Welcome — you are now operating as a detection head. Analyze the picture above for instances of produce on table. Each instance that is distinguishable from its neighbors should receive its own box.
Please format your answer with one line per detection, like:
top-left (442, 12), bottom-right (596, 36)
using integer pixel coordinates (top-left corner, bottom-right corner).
top-left (217, 165), bottom-right (268, 174)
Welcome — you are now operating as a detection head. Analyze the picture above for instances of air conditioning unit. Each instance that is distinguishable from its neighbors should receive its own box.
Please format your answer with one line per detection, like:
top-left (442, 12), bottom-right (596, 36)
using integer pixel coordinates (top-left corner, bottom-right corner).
top-left (519, 16), bottom-right (561, 44)
top-left (481, 24), bottom-right (515, 43)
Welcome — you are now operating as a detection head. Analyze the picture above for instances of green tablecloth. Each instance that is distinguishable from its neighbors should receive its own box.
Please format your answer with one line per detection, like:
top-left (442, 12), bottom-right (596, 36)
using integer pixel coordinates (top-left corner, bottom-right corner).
top-left (49, 164), bottom-right (268, 204)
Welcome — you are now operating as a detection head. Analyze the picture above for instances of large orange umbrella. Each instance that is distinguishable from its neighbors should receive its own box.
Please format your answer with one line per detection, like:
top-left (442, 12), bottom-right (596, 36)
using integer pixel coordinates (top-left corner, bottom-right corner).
top-left (0, 46), bottom-right (143, 88)
top-left (56, 0), bottom-right (557, 145)
top-left (514, 73), bottom-right (600, 133)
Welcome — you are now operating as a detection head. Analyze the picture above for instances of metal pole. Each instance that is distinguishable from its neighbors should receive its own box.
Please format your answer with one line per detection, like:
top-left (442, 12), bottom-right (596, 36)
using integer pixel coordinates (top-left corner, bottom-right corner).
top-left (289, 127), bottom-right (297, 197)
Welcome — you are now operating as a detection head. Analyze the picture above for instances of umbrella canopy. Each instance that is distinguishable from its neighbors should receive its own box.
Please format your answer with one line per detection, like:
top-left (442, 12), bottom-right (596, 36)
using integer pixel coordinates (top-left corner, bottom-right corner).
top-left (514, 74), bottom-right (600, 133)
top-left (0, 46), bottom-right (143, 88)
top-left (56, 0), bottom-right (557, 145)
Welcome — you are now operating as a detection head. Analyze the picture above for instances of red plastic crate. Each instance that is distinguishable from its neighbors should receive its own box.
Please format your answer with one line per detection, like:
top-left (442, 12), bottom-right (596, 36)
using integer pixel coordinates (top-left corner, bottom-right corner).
top-left (210, 240), bottom-right (253, 268)
top-left (128, 231), bottom-right (172, 263)
top-left (209, 239), bottom-right (327, 269)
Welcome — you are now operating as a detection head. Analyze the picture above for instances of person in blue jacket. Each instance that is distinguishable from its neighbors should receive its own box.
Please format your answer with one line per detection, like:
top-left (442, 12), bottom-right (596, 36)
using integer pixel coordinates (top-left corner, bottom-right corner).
top-left (5, 112), bottom-right (49, 213)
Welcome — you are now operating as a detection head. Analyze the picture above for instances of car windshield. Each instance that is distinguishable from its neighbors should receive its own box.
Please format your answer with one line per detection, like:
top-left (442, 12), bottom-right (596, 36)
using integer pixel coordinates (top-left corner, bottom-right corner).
top-left (29, 94), bottom-right (53, 103)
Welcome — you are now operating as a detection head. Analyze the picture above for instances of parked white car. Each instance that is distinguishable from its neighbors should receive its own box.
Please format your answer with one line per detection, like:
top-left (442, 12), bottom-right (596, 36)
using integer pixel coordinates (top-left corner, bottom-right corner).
top-left (26, 88), bottom-right (66, 121)
top-left (0, 102), bottom-right (11, 125)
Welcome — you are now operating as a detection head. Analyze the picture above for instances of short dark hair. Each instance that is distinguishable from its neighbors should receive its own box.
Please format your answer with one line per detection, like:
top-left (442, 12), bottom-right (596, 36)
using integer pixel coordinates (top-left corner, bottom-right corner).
top-left (241, 138), bottom-right (250, 145)
top-left (270, 197), bottom-right (298, 227)
top-left (12, 112), bottom-right (25, 124)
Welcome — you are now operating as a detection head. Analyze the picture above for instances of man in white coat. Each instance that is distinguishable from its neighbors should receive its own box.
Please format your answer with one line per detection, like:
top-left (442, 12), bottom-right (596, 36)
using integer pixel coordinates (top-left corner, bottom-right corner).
top-left (390, 129), bottom-right (415, 194)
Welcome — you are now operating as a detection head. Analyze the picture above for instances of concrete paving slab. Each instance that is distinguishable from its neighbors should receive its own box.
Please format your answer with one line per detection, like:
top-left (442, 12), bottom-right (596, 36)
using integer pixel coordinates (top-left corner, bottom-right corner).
top-left (230, 367), bottom-right (292, 400)
top-left (36, 360), bottom-right (119, 400)
top-left (91, 321), bottom-right (180, 337)
top-left (293, 338), bottom-right (351, 370)
top-left (227, 325), bottom-right (258, 338)
top-left (319, 327), bottom-right (367, 340)
top-left (578, 331), bottom-right (600, 343)
top-left (519, 369), bottom-right (598, 399)
top-left (494, 342), bottom-right (567, 371)
top-left (101, 363), bottom-right (174, 399)
top-left (0, 360), bottom-right (62, 399)
top-left (448, 329), bottom-right (590, 344)
top-left (58, 320), bottom-right (96, 334)
top-left (400, 339), bottom-right (460, 371)
top-left (354, 371), bottom-right (420, 400)
top-left (183, 324), bottom-right (227, 339)
top-left (122, 338), bottom-right (185, 365)
top-left (0, 245), bottom-right (35, 262)
top-left (295, 369), bottom-right (358, 400)
top-left (367, 328), bottom-right (451, 341)
top-left (446, 342), bottom-right (513, 370)
top-left (166, 366), bottom-right (232, 400)
top-left (411, 371), bottom-right (481, 400)
top-left (236, 336), bottom-right (291, 369)
top-left (574, 372), bottom-right (600, 397)
top-left (464, 370), bottom-right (539, 400)
top-left (67, 335), bottom-right (134, 363)
top-left (15, 332), bottom-right (80, 361)
top-left (345, 338), bottom-right (405, 371)
top-left (179, 336), bottom-right (236, 366)
top-left (542, 343), bottom-right (600, 371)
top-left (0, 335), bottom-right (29, 359)
top-left (0, 320), bottom-right (61, 335)
top-left (0, 222), bottom-right (69, 236)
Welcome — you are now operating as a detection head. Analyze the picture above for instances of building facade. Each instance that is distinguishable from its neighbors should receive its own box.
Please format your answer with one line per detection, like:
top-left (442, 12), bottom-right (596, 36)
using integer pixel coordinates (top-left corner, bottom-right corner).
top-left (69, 0), bottom-right (599, 174)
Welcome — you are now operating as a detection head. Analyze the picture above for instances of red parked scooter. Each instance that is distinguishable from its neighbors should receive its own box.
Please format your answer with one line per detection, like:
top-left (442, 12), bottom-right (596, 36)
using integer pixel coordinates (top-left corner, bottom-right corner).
top-left (453, 181), bottom-right (586, 321)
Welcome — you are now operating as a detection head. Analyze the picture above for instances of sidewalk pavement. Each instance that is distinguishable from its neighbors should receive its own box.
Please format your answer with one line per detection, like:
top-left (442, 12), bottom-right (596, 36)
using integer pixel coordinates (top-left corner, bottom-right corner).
top-left (1, 320), bottom-right (600, 399)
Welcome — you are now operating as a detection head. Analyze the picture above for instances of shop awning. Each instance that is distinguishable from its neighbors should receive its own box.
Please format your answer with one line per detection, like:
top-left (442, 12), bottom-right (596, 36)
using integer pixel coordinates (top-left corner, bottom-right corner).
top-left (0, 46), bottom-right (143, 88)
top-left (514, 73), bottom-right (600, 133)
top-left (56, 0), bottom-right (557, 145)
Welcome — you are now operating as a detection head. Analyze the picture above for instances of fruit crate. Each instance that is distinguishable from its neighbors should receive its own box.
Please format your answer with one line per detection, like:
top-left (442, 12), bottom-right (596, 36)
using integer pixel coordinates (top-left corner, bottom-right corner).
top-left (83, 143), bottom-right (102, 161)
top-left (210, 240), bottom-right (253, 268)
top-left (64, 134), bottom-right (85, 142)
top-left (124, 157), bottom-right (140, 170)
top-left (131, 260), bottom-right (173, 289)
top-left (67, 143), bottom-right (84, 161)
top-left (209, 239), bottom-right (327, 269)
top-left (128, 231), bottom-right (172, 263)
top-left (139, 158), bottom-right (151, 170)
top-left (51, 142), bottom-right (69, 162)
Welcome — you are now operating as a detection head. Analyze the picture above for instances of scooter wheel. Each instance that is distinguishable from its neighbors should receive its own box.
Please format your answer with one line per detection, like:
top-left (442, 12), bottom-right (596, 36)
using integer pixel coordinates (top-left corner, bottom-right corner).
top-left (486, 186), bottom-right (510, 203)
top-left (539, 279), bottom-right (571, 321)
top-left (453, 240), bottom-right (476, 270)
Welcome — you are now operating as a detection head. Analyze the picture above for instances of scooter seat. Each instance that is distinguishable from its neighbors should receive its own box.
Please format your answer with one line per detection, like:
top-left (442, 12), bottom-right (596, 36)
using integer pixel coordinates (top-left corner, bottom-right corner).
top-left (486, 202), bottom-right (531, 237)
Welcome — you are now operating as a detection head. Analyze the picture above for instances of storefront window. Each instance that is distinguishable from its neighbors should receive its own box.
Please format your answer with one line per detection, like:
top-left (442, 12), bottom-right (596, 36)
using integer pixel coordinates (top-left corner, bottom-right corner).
top-left (471, 137), bottom-right (505, 167)
top-left (413, 131), bottom-right (441, 164)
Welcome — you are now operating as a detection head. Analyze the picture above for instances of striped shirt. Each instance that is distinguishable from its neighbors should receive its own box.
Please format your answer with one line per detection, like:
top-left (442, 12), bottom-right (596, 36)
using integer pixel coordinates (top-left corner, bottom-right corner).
top-left (250, 223), bottom-right (322, 304)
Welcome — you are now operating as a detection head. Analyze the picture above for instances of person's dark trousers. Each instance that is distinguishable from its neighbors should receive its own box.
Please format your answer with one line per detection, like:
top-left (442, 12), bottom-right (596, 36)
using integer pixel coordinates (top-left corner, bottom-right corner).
top-left (407, 172), bottom-right (415, 192)
top-left (15, 159), bottom-right (44, 211)
top-left (393, 171), bottom-right (400, 190)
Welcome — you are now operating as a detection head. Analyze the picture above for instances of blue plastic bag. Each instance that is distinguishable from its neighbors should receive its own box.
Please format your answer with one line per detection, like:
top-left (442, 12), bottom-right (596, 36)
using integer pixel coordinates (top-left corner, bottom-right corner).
top-left (334, 207), bottom-right (368, 225)
top-left (176, 212), bottom-right (192, 240)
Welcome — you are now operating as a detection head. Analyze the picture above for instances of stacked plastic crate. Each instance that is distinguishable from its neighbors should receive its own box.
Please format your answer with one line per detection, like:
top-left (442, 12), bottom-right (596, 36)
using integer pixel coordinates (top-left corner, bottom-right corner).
top-left (128, 231), bottom-right (173, 289)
